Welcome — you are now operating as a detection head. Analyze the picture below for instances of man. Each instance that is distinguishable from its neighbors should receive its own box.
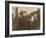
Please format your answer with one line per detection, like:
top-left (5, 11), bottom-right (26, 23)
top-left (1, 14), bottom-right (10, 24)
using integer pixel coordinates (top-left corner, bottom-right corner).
top-left (18, 11), bottom-right (27, 30)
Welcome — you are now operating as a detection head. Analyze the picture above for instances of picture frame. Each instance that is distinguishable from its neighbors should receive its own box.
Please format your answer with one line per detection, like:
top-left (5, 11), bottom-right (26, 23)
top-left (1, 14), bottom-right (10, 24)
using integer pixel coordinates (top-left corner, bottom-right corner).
top-left (5, 1), bottom-right (45, 37)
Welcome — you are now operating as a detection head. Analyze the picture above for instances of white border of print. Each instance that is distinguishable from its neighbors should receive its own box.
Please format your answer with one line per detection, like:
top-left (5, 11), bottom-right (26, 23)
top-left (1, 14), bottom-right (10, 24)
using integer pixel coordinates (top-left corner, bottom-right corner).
top-left (9, 3), bottom-right (43, 35)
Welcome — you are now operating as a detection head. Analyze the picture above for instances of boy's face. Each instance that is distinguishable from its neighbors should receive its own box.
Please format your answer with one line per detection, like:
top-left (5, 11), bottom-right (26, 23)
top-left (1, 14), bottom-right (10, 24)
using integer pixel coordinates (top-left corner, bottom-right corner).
top-left (23, 13), bottom-right (27, 16)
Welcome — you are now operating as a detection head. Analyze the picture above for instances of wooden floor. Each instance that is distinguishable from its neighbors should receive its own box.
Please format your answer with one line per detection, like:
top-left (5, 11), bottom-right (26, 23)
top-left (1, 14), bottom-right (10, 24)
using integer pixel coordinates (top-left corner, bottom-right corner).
top-left (12, 18), bottom-right (40, 31)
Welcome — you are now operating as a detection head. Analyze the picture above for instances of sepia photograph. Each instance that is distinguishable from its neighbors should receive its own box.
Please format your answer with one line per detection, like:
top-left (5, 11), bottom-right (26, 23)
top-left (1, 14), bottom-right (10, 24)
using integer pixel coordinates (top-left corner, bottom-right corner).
top-left (5, 1), bottom-right (45, 37)
top-left (12, 7), bottom-right (40, 31)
